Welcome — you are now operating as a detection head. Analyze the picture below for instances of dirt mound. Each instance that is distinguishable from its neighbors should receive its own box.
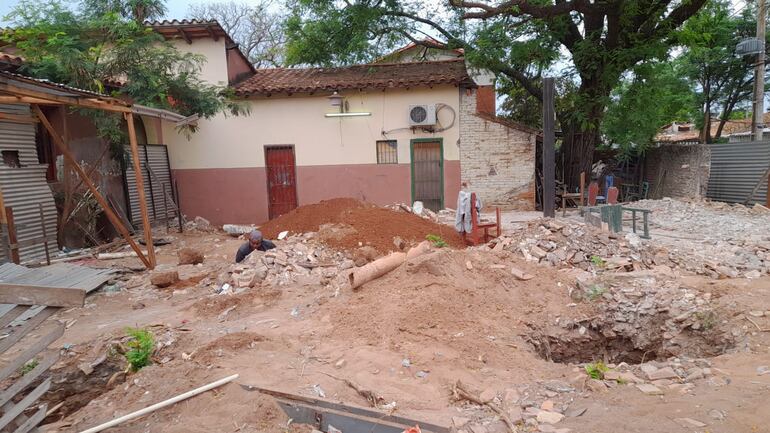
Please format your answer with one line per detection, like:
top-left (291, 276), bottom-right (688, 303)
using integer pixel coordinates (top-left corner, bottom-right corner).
top-left (189, 289), bottom-right (280, 317)
top-left (322, 249), bottom-right (578, 371)
top-left (195, 332), bottom-right (268, 363)
top-left (259, 198), bottom-right (464, 253)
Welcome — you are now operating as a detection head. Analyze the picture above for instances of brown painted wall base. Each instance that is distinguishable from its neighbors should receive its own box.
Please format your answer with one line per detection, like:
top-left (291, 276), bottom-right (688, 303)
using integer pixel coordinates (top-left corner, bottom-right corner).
top-left (173, 162), bottom-right (462, 225)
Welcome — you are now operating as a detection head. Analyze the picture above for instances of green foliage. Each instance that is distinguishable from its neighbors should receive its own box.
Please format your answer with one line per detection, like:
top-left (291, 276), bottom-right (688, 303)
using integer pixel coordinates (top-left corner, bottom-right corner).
top-left (694, 311), bottom-right (718, 331)
top-left (124, 327), bottom-right (154, 372)
top-left (2, 0), bottom-right (248, 156)
top-left (590, 256), bottom-right (606, 268)
top-left (426, 234), bottom-right (447, 248)
top-left (584, 361), bottom-right (609, 380)
top-left (602, 61), bottom-right (694, 156)
top-left (675, 0), bottom-right (762, 143)
top-left (586, 285), bottom-right (607, 301)
top-left (19, 359), bottom-right (39, 375)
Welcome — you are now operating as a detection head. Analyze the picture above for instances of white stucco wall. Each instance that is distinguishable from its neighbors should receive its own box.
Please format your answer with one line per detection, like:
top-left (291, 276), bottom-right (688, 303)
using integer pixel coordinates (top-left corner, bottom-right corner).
top-left (169, 38), bottom-right (228, 86)
top-left (163, 86), bottom-right (461, 169)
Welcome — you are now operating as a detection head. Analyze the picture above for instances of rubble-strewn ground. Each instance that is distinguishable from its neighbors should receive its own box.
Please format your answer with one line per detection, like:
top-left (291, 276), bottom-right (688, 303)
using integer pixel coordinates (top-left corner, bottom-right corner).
top-left (29, 198), bottom-right (770, 433)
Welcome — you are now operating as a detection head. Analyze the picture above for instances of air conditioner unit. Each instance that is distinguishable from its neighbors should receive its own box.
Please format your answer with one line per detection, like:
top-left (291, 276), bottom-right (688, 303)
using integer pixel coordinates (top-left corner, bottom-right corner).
top-left (408, 105), bottom-right (437, 126)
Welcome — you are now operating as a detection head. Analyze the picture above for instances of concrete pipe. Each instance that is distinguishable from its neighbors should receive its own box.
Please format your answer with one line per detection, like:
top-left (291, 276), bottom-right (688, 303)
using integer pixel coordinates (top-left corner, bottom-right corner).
top-left (348, 241), bottom-right (433, 290)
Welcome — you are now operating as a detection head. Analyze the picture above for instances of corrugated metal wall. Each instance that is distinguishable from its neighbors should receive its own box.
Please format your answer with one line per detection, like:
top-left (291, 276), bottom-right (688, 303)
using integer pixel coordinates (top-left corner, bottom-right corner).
top-left (707, 140), bottom-right (770, 204)
top-left (124, 144), bottom-right (177, 227)
top-left (0, 104), bottom-right (57, 264)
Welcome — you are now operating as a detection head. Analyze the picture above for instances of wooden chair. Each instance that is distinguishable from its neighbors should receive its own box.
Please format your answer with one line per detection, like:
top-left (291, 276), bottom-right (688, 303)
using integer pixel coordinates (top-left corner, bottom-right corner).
top-left (464, 193), bottom-right (501, 246)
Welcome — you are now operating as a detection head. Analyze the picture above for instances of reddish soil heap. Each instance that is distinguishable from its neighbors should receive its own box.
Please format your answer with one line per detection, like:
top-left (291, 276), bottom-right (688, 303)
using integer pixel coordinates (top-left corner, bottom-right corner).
top-left (259, 198), bottom-right (464, 252)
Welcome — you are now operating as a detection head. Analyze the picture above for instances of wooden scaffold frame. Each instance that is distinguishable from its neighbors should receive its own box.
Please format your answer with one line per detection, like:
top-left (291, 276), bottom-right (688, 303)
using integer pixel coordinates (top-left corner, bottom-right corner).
top-left (0, 72), bottom-right (192, 269)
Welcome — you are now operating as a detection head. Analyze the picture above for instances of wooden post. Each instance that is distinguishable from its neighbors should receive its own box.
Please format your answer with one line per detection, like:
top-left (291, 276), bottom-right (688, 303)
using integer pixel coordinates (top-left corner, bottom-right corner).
top-left (579, 171), bottom-right (586, 207)
top-left (5, 207), bottom-right (19, 264)
top-left (163, 183), bottom-right (169, 232)
top-left (126, 112), bottom-right (157, 269)
top-left (39, 204), bottom-right (50, 265)
top-left (542, 78), bottom-right (556, 218)
top-left (32, 105), bottom-right (152, 269)
top-left (174, 180), bottom-right (183, 233)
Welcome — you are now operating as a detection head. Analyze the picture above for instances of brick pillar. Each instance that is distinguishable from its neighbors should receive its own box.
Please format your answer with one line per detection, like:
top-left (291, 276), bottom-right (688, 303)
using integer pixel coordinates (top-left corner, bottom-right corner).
top-left (476, 85), bottom-right (496, 115)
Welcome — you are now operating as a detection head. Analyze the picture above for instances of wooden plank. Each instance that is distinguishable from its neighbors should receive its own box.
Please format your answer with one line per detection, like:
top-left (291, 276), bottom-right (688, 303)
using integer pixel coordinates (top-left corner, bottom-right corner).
top-left (32, 106), bottom-right (151, 269)
top-left (0, 323), bottom-right (64, 383)
top-left (0, 283), bottom-right (84, 307)
top-left (0, 306), bottom-right (30, 329)
top-left (0, 378), bottom-right (50, 430)
top-left (5, 207), bottom-right (20, 264)
top-left (126, 112), bottom-right (156, 269)
top-left (0, 82), bottom-right (131, 113)
top-left (12, 404), bottom-right (45, 433)
top-left (0, 307), bottom-right (57, 354)
top-left (0, 352), bottom-right (57, 406)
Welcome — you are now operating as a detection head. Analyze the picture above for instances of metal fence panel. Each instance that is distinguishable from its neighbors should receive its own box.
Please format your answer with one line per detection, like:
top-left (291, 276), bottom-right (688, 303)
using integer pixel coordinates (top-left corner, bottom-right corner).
top-left (707, 140), bottom-right (770, 204)
top-left (124, 144), bottom-right (177, 227)
top-left (0, 104), bottom-right (57, 264)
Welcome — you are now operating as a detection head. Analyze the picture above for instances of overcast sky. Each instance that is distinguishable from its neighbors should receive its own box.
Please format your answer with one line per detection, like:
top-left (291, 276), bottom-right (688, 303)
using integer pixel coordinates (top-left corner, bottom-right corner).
top-left (0, 0), bottom-right (274, 25)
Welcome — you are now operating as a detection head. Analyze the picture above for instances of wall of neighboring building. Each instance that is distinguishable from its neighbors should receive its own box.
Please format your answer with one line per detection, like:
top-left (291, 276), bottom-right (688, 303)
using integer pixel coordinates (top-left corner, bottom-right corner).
top-left (226, 46), bottom-right (254, 84)
top-left (169, 38), bottom-right (228, 85)
top-left (645, 143), bottom-right (711, 199)
top-left (163, 86), bottom-right (462, 224)
top-left (458, 88), bottom-right (536, 209)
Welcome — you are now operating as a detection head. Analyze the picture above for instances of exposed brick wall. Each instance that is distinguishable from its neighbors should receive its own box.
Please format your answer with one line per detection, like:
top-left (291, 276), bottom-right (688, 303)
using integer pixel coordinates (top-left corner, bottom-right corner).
top-left (459, 88), bottom-right (536, 209)
top-left (644, 144), bottom-right (711, 199)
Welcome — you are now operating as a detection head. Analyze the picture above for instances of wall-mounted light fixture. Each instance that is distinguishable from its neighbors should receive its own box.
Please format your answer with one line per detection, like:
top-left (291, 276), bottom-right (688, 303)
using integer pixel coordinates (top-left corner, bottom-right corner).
top-left (328, 91), bottom-right (344, 108)
top-left (324, 112), bottom-right (371, 117)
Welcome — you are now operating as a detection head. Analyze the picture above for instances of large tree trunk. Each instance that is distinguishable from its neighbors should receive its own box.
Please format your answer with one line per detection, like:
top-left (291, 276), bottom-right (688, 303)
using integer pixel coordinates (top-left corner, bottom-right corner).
top-left (556, 78), bottom-right (608, 189)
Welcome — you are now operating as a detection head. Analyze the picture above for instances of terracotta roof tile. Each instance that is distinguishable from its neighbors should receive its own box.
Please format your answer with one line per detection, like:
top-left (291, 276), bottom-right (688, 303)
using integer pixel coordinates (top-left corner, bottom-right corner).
top-left (234, 59), bottom-right (474, 96)
top-left (474, 112), bottom-right (541, 135)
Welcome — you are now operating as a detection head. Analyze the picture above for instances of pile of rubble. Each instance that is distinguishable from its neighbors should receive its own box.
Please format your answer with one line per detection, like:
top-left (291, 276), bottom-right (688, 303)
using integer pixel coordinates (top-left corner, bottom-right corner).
top-left (227, 233), bottom-right (353, 290)
top-left (495, 213), bottom-right (767, 279)
top-left (494, 218), bottom-right (669, 271)
top-left (631, 198), bottom-right (770, 278)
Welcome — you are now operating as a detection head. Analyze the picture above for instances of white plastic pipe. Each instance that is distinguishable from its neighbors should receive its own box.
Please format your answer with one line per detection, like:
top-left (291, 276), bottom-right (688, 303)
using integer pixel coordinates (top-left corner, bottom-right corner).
top-left (78, 374), bottom-right (239, 433)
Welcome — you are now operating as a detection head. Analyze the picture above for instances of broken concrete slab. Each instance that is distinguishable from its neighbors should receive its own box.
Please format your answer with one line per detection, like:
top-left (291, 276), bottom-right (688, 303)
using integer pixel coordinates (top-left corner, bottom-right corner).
top-left (636, 383), bottom-right (664, 395)
top-left (536, 411), bottom-right (564, 424)
top-left (647, 366), bottom-right (679, 381)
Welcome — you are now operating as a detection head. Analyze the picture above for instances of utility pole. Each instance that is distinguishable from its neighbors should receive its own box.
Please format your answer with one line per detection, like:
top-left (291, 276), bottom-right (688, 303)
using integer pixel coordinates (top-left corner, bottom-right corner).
top-left (543, 77), bottom-right (555, 218)
top-left (753, 0), bottom-right (766, 141)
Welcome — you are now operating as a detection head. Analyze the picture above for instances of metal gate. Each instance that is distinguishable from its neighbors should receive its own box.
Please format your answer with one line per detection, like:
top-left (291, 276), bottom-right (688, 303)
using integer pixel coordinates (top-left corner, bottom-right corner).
top-left (707, 140), bottom-right (770, 204)
top-left (124, 144), bottom-right (178, 227)
top-left (265, 145), bottom-right (298, 219)
top-left (411, 139), bottom-right (443, 211)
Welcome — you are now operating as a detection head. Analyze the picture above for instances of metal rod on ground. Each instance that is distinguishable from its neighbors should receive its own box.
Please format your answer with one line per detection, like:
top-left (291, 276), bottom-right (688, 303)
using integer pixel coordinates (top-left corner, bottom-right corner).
top-left (753, 0), bottom-right (766, 141)
top-left (78, 374), bottom-right (239, 433)
top-left (39, 203), bottom-right (50, 265)
top-left (5, 207), bottom-right (19, 264)
top-left (542, 77), bottom-right (556, 218)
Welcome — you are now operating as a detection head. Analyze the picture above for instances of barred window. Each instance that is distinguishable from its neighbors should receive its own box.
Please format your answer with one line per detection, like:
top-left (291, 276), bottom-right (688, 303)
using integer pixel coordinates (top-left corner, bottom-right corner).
top-left (376, 140), bottom-right (398, 164)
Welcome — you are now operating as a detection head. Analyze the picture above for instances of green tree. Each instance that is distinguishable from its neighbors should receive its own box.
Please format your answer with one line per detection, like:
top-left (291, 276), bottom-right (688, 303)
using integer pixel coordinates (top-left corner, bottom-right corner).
top-left (284, 0), bottom-right (707, 186)
top-left (603, 61), bottom-right (694, 155)
top-left (676, 1), bottom-right (765, 143)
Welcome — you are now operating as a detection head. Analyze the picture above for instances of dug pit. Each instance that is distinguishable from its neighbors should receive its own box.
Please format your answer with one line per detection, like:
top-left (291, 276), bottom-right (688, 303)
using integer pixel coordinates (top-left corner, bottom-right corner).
top-left (525, 272), bottom-right (735, 364)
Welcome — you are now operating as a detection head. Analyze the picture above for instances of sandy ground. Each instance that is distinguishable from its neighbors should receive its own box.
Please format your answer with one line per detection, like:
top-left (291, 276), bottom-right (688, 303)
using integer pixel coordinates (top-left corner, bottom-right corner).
top-left (23, 226), bottom-right (769, 433)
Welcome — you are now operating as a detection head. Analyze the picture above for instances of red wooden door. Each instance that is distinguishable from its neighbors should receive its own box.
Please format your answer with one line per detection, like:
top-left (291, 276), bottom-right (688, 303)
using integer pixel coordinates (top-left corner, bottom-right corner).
top-left (265, 146), bottom-right (298, 219)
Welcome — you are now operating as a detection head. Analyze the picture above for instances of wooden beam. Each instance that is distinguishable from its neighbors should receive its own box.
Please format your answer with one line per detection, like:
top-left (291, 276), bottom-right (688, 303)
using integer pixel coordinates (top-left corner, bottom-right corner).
top-left (0, 82), bottom-right (131, 113)
top-left (178, 28), bottom-right (192, 44)
top-left (32, 105), bottom-right (152, 269)
top-left (13, 404), bottom-right (46, 433)
top-left (0, 96), bottom-right (61, 105)
top-left (126, 112), bottom-right (157, 268)
top-left (0, 284), bottom-right (85, 308)
top-left (205, 25), bottom-right (219, 41)
top-left (0, 378), bottom-right (50, 431)
top-left (0, 323), bottom-right (64, 383)
top-left (0, 352), bottom-right (57, 407)
top-left (5, 207), bottom-right (20, 264)
top-left (0, 308), bottom-right (57, 354)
